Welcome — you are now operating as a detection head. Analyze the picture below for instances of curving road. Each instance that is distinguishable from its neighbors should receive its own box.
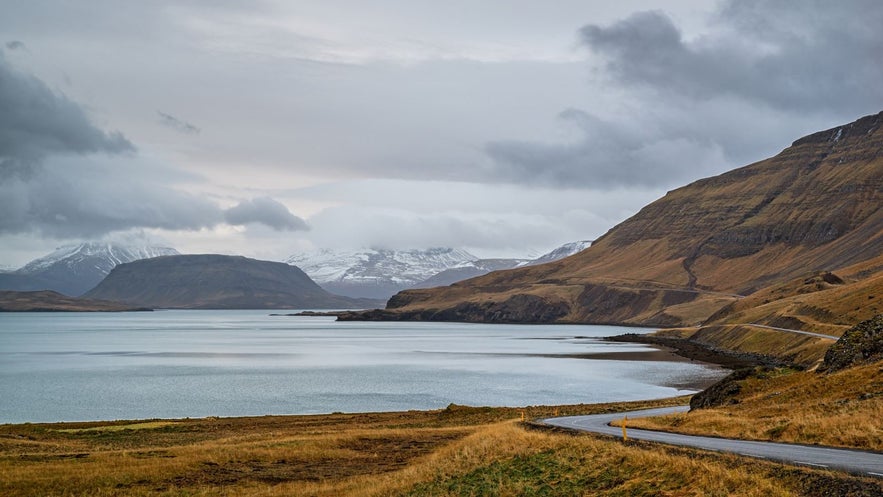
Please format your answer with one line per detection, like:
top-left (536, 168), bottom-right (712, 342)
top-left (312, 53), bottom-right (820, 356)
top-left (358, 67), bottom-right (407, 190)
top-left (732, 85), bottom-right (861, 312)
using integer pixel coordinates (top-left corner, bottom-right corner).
top-left (742, 323), bottom-right (839, 340)
top-left (541, 406), bottom-right (883, 478)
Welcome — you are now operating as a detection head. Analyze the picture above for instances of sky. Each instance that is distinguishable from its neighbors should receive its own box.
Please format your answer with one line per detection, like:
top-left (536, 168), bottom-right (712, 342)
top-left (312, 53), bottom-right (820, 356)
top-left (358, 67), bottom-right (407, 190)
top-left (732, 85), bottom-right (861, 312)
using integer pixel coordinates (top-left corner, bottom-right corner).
top-left (1, 0), bottom-right (882, 267)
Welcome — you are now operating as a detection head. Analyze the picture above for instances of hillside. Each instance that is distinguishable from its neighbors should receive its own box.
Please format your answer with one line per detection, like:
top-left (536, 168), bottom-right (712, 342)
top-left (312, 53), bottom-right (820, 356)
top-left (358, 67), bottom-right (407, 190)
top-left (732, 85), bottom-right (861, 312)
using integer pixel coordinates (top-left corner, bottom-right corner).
top-left (85, 254), bottom-right (378, 309)
top-left (348, 112), bottom-right (883, 342)
top-left (0, 243), bottom-right (179, 296)
top-left (0, 290), bottom-right (150, 312)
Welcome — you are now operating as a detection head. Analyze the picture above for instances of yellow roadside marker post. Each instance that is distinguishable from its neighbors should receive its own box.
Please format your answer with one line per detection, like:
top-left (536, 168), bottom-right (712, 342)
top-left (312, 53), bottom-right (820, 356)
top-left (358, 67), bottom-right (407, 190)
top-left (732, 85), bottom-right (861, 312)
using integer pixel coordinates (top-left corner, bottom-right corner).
top-left (622, 415), bottom-right (628, 441)
top-left (521, 411), bottom-right (525, 422)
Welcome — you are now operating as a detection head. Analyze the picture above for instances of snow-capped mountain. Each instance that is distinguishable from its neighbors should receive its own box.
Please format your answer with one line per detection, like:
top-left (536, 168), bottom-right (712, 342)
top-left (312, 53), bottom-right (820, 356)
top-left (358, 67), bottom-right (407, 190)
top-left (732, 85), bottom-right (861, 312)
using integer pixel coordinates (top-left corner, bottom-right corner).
top-left (524, 240), bottom-right (592, 266)
top-left (410, 240), bottom-right (593, 290)
top-left (285, 248), bottom-right (478, 299)
top-left (0, 242), bottom-right (179, 296)
top-left (410, 258), bottom-right (529, 289)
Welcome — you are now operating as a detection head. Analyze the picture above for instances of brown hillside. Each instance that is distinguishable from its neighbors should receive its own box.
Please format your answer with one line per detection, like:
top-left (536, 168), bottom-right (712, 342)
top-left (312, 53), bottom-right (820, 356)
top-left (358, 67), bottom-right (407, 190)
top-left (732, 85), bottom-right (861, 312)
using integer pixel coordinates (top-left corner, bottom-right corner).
top-left (353, 111), bottom-right (883, 330)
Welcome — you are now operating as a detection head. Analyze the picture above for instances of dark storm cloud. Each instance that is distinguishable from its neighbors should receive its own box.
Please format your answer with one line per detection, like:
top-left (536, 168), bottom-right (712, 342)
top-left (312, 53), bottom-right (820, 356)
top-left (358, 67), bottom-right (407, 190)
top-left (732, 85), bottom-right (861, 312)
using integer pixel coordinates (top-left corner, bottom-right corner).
top-left (486, 1), bottom-right (883, 189)
top-left (0, 52), bottom-right (133, 178)
top-left (224, 197), bottom-right (309, 231)
top-left (157, 111), bottom-right (201, 135)
top-left (580, 2), bottom-right (883, 114)
top-left (5, 41), bottom-right (26, 51)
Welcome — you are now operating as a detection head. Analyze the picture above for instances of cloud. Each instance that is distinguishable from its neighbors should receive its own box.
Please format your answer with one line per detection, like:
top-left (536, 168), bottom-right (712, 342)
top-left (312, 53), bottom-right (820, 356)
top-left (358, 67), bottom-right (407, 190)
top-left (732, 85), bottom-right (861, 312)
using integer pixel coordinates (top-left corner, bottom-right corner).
top-left (483, 1), bottom-right (883, 190)
top-left (485, 108), bottom-right (729, 189)
top-left (5, 40), bottom-right (26, 51)
top-left (224, 197), bottom-right (309, 231)
top-left (580, 3), bottom-right (883, 114)
top-left (0, 55), bottom-right (305, 238)
top-left (0, 52), bottom-right (133, 179)
top-left (0, 156), bottom-right (224, 237)
top-left (157, 111), bottom-right (200, 134)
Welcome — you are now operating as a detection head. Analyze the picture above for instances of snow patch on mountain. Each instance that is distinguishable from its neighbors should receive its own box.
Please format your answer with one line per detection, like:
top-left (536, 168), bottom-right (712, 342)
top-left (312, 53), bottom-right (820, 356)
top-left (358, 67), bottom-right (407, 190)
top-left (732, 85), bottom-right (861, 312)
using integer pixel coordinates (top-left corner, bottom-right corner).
top-left (0, 242), bottom-right (180, 296)
top-left (18, 242), bottom-right (180, 276)
top-left (285, 247), bottom-right (478, 299)
top-left (526, 240), bottom-right (592, 266)
top-left (411, 240), bottom-right (593, 289)
top-left (287, 248), bottom-right (477, 285)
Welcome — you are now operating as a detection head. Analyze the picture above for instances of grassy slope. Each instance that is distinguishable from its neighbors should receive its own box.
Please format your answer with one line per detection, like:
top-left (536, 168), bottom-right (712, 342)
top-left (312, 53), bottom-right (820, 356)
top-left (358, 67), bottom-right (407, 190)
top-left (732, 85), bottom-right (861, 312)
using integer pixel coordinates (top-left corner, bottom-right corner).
top-left (4, 397), bottom-right (879, 497)
top-left (627, 363), bottom-right (883, 451)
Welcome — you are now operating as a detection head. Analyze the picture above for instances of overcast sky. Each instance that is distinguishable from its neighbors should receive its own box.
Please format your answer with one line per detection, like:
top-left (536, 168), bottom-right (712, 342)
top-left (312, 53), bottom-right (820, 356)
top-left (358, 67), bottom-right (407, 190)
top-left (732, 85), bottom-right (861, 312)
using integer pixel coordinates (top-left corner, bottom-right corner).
top-left (1, 0), bottom-right (881, 266)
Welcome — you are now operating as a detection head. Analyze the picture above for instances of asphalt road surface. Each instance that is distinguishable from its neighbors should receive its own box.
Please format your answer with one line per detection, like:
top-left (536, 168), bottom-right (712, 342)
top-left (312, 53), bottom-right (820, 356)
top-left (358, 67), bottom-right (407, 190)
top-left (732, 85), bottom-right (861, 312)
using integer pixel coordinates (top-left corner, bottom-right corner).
top-left (541, 406), bottom-right (883, 478)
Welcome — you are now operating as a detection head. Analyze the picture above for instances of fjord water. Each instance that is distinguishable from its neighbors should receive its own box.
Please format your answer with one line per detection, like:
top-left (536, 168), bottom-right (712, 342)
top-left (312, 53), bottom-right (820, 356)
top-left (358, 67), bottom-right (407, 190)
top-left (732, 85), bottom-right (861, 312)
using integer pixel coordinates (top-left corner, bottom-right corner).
top-left (0, 310), bottom-right (726, 423)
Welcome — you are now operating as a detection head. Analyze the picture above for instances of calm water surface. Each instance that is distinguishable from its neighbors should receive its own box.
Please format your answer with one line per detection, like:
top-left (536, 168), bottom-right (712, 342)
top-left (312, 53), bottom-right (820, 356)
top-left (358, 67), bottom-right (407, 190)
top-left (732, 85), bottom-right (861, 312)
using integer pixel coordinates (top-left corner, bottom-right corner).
top-left (0, 310), bottom-right (726, 423)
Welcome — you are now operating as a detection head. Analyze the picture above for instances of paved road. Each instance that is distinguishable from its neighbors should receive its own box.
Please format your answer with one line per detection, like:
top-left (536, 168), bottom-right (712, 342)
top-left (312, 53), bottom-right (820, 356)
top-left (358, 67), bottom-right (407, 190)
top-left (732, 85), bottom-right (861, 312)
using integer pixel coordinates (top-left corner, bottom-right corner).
top-left (742, 323), bottom-right (839, 340)
top-left (541, 406), bottom-right (883, 478)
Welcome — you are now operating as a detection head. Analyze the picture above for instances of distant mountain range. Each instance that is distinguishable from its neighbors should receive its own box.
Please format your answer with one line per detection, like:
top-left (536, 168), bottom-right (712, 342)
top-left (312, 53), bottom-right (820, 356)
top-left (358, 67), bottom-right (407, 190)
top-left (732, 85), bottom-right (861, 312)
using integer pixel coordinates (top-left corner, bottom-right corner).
top-left (410, 241), bottom-right (593, 290)
top-left (285, 248), bottom-right (479, 299)
top-left (0, 243), bottom-right (179, 296)
top-left (286, 242), bottom-right (593, 299)
top-left (86, 254), bottom-right (380, 309)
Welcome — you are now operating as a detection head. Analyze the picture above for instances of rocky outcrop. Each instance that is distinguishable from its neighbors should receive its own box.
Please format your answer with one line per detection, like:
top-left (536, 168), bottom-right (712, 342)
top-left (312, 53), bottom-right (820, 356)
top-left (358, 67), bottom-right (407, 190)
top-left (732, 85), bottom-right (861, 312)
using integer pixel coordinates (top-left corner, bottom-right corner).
top-left (820, 315), bottom-right (883, 372)
top-left (689, 368), bottom-right (758, 409)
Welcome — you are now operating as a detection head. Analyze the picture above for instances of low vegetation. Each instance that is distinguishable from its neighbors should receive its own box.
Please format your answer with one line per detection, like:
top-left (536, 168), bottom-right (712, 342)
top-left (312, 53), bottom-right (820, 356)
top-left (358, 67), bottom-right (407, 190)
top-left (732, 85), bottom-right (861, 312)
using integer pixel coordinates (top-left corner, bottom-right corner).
top-left (4, 396), bottom-right (878, 497)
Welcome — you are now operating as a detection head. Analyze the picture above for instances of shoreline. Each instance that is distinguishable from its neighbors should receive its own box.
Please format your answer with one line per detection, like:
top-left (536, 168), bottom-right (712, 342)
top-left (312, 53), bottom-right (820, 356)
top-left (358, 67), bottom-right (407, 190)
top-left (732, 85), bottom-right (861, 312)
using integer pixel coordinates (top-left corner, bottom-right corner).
top-left (605, 333), bottom-right (790, 369)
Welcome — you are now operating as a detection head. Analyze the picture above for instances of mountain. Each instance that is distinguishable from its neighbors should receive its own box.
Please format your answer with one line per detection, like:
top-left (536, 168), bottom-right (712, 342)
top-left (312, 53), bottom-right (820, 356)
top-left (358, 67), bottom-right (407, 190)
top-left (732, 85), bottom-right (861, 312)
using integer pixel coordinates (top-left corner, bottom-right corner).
top-left (85, 254), bottom-right (378, 309)
top-left (285, 248), bottom-right (479, 299)
top-left (0, 242), bottom-right (179, 296)
top-left (0, 290), bottom-right (151, 312)
top-left (347, 111), bottom-right (883, 333)
top-left (524, 240), bottom-right (592, 266)
top-left (410, 241), bottom-right (592, 289)
top-left (410, 258), bottom-right (528, 289)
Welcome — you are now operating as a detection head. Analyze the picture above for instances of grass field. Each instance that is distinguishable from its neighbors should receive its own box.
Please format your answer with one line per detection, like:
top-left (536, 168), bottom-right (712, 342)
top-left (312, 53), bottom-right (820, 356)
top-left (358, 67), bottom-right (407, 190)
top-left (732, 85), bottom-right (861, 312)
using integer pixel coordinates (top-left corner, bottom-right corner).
top-left (3, 396), bottom-right (880, 497)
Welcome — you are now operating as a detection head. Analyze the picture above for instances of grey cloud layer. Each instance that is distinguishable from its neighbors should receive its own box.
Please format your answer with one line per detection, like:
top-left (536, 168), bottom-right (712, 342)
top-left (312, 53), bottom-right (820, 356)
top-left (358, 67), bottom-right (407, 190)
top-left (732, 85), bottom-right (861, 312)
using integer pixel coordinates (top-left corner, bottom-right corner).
top-left (486, 109), bottom-right (727, 188)
top-left (485, 0), bottom-right (883, 189)
top-left (224, 197), bottom-right (309, 231)
top-left (0, 53), bottom-right (305, 237)
top-left (581, 2), bottom-right (883, 114)
top-left (0, 51), bottom-right (133, 177)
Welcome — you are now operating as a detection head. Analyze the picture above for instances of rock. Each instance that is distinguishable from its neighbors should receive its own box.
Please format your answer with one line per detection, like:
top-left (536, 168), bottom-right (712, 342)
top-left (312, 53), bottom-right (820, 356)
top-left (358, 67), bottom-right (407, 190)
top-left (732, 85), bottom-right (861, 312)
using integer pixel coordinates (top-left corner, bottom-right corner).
top-left (690, 368), bottom-right (758, 409)
top-left (819, 314), bottom-right (883, 373)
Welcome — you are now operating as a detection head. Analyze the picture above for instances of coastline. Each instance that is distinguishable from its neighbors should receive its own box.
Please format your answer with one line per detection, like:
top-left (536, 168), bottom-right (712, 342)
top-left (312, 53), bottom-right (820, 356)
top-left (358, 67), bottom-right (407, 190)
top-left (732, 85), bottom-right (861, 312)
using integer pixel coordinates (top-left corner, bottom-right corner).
top-left (605, 333), bottom-right (791, 369)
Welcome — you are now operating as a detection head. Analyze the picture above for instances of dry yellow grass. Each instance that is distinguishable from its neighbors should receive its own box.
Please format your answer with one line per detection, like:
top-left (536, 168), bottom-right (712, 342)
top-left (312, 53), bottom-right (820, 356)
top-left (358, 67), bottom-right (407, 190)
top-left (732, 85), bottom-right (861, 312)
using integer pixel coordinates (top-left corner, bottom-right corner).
top-left (627, 363), bottom-right (883, 450)
top-left (3, 397), bottom-right (870, 497)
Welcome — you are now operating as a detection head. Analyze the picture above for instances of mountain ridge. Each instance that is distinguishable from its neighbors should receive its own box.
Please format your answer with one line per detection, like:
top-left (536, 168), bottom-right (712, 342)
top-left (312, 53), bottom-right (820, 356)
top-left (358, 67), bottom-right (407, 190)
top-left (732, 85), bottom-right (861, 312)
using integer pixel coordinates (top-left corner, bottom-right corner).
top-left (285, 247), bottom-right (480, 299)
top-left (342, 111), bottom-right (883, 340)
